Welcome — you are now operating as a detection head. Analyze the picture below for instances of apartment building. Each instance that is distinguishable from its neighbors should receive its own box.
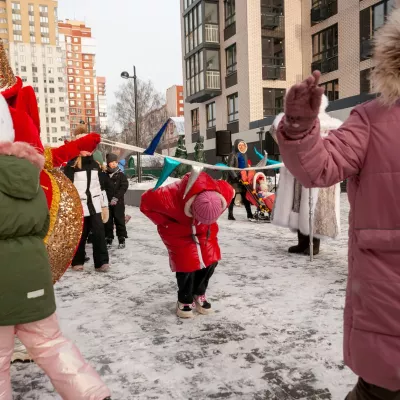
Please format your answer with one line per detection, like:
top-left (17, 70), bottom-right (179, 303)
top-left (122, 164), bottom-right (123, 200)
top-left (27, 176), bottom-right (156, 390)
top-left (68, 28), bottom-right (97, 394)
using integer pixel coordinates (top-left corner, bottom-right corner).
top-left (58, 20), bottom-right (98, 133)
top-left (166, 84), bottom-right (184, 117)
top-left (97, 76), bottom-right (107, 132)
top-left (0, 0), bottom-right (69, 146)
top-left (180, 0), bottom-right (390, 161)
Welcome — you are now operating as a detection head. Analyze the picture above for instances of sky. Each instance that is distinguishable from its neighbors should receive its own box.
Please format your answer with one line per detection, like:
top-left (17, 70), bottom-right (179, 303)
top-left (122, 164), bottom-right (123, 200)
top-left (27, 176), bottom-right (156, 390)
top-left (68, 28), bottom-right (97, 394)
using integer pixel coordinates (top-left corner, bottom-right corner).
top-left (58, 0), bottom-right (183, 126)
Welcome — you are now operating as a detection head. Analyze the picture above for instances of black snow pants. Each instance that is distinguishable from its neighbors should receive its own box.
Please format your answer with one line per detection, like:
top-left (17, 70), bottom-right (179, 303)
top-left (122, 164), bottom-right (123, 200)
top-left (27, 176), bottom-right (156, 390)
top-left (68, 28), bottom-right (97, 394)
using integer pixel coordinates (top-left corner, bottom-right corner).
top-left (72, 213), bottom-right (109, 269)
top-left (176, 263), bottom-right (217, 304)
top-left (347, 378), bottom-right (400, 400)
top-left (104, 203), bottom-right (128, 241)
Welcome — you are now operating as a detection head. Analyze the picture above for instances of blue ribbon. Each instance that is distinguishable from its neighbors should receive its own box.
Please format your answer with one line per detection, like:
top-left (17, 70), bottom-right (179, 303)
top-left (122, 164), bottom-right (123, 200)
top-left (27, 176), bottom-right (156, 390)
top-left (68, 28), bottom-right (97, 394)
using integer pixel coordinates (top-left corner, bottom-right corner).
top-left (144, 120), bottom-right (169, 155)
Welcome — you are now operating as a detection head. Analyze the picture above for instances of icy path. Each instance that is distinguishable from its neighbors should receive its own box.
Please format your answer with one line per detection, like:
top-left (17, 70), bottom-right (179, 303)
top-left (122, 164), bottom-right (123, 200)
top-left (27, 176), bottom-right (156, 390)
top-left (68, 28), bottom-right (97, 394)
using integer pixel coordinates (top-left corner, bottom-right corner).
top-left (12, 195), bottom-right (355, 400)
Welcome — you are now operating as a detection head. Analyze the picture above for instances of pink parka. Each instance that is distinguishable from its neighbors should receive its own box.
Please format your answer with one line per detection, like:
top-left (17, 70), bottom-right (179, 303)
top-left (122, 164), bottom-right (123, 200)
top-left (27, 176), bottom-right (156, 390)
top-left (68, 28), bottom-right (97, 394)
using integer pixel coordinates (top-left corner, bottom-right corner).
top-left (278, 99), bottom-right (400, 391)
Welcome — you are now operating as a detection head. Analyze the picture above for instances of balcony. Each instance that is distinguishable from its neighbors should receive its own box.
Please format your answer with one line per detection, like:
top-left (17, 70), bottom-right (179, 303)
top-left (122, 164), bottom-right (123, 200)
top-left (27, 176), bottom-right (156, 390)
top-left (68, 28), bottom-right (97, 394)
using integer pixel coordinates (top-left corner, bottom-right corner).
top-left (261, 6), bottom-right (283, 30)
top-left (205, 24), bottom-right (219, 43)
top-left (360, 38), bottom-right (373, 61)
top-left (311, 0), bottom-right (337, 25)
top-left (186, 70), bottom-right (222, 104)
top-left (311, 51), bottom-right (338, 74)
top-left (262, 57), bottom-right (286, 80)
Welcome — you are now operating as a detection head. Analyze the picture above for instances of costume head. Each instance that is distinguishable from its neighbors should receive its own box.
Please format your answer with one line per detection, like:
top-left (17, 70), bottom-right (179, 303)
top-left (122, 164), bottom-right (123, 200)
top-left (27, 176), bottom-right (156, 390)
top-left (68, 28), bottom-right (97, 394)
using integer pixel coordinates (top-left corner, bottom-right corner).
top-left (0, 39), bottom-right (43, 152)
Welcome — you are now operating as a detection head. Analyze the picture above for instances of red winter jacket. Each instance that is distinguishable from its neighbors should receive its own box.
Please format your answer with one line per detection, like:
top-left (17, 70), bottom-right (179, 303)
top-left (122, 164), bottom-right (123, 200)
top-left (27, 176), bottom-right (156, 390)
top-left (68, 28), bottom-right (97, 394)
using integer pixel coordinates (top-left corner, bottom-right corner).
top-left (140, 172), bottom-right (234, 273)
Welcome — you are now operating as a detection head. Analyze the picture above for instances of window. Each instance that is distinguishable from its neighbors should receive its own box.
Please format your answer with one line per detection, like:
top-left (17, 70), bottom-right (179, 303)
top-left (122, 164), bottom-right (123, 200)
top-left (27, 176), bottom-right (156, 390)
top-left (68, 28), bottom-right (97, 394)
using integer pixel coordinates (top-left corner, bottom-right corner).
top-left (49, 88), bottom-right (55, 94)
top-left (184, 3), bottom-right (203, 54)
top-left (42, 37), bottom-right (50, 44)
top-left (51, 117), bottom-right (56, 123)
top-left (0, 8), bottom-right (5, 14)
top-left (39, 5), bottom-right (48, 13)
top-left (29, 15), bottom-right (34, 22)
top-left (312, 24), bottom-right (338, 73)
top-left (73, 37), bottom-right (79, 43)
top-left (12, 2), bottom-right (21, 9)
top-left (13, 23), bottom-right (21, 31)
top-left (33, 87), bottom-right (39, 93)
top-left (59, 97), bottom-right (64, 102)
top-left (84, 71), bottom-right (90, 76)
top-left (320, 79), bottom-right (339, 101)
top-left (85, 86), bottom-right (90, 91)
top-left (226, 44), bottom-right (237, 75)
top-left (12, 13), bottom-right (21, 21)
top-left (21, 66), bottom-right (26, 72)
top-left (191, 108), bottom-right (200, 133)
top-left (61, 126), bottom-right (66, 132)
top-left (19, 55), bottom-right (25, 63)
top-left (60, 116), bottom-right (65, 122)
top-left (40, 16), bottom-right (48, 23)
top-left (360, 68), bottom-right (373, 94)
top-left (225, 0), bottom-right (236, 26)
top-left (49, 98), bottom-right (55, 104)
top-left (41, 26), bottom-right (49, 33)
top-left (33, 76), bottom-right (38, 83)
top-left (227, 93), bottom-right (239, 122)
top-left (263, 88), bottom-right (285, 117)
top-left (85, 94), bottom-right (91, 99)
top-left (29, 4), bottom-right (34, 12)
top-left (311, 0), bottom-right (337, 24)
top-left (52, 137), bottom-right (57, 143)
top-left (86, 110), bottom-right (92, 115)
top-left (60, 107), bottom-right (65, 112)
top-left (84, 78), bottom-right (91, 84)
top-left (50, 108), bottom-right (56, 113)
top-left (206, 102), bottom-right (216, 128)
top-left (360, 0), bottom-right (395, 60)
top-left (0, 28), bottom-right (7, 33)
top-left (52, 127), bottom-right (57, 133)
top-left (186, 50), bottom-right (205, 97)
top-left (47, 47), bottom-right (52, 55)
top-left (21, 76), bottom-right (27, 82)
top-left (0, 19), bottom-right (7, 24)
top-left (13, 34), bottom-right (22, 42)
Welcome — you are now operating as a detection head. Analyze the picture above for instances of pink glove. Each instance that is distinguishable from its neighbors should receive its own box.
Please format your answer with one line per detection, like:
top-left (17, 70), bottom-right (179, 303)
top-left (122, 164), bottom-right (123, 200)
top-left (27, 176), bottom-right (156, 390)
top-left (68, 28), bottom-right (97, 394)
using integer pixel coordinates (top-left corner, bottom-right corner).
top-left (284, 71), bottom-right (325, 139)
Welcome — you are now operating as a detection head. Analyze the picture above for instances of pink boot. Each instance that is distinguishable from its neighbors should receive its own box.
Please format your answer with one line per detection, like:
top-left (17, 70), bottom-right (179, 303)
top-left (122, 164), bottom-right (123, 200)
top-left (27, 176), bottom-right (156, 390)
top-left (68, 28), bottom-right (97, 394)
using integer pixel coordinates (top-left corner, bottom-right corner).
top-left (16, 313), bottom-right (111, 400)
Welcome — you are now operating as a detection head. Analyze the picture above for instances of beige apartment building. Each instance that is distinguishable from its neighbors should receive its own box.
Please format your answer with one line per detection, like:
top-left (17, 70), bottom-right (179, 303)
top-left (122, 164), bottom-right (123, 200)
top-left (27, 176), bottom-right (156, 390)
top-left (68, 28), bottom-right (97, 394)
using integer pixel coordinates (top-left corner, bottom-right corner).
top-left (180, 0), bottom-right (392, 159)
top-left (0, 0), bottom-right (69, 146)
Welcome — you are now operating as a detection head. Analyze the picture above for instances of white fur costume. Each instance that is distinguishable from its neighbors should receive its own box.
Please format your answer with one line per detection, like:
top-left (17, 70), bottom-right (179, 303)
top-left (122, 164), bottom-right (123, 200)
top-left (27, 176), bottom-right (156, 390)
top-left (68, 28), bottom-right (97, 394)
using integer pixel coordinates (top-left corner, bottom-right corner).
top-left (272, 95), bottom-right (342, 239)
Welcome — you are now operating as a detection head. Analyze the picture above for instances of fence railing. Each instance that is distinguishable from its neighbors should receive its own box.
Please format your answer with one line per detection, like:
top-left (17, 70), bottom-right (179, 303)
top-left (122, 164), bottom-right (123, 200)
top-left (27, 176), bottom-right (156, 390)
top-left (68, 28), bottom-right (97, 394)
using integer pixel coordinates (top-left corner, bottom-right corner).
top-left (206, 71), bottom-right (221, 89)
top-left (205, 24), bottom-right (219, 43)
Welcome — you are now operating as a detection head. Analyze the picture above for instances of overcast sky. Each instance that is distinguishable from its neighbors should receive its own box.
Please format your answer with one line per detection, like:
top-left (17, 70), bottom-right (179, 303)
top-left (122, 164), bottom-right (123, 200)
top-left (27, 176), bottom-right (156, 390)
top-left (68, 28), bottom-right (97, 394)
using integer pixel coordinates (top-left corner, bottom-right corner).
top-left (58, 0), bottom-right (183, 124)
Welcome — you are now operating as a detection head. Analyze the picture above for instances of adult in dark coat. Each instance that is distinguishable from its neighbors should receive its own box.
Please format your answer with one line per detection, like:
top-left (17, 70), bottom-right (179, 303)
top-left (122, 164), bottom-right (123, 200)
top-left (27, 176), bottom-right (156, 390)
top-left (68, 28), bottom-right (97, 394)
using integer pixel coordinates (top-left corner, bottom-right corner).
top-left (226, 139), bottom-right (253, 221)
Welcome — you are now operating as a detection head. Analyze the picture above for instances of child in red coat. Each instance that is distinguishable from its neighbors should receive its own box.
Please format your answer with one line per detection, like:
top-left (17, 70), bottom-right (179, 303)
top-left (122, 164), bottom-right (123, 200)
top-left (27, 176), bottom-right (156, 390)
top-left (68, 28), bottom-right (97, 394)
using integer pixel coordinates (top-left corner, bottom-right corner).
top-left (140, 172), bottom-right (234, 318)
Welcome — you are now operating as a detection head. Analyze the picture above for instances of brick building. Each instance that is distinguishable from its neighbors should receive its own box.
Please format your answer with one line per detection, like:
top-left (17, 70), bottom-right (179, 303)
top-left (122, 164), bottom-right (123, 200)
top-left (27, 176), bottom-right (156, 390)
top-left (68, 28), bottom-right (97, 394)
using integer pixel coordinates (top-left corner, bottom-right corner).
top-left (166, 84), bottom-right (184, 117)
top-left (58, 20), bottom-right (98, 133)
top-left (180, 0), bottom-right (391, 160)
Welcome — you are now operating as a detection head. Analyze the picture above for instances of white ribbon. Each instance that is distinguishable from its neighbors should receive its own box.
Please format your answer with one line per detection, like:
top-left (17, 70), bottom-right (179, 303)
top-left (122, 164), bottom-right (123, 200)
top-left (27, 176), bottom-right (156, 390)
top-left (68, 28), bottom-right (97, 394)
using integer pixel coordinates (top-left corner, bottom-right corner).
top-left (101, 139), bottom-right (284, 172)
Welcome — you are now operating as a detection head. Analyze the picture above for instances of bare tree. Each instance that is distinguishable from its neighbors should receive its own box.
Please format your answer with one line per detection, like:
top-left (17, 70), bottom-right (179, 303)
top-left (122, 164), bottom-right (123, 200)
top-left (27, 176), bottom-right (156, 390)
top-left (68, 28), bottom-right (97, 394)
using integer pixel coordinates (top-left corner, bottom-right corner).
top-left (113, 79), bottom-right (168, 148)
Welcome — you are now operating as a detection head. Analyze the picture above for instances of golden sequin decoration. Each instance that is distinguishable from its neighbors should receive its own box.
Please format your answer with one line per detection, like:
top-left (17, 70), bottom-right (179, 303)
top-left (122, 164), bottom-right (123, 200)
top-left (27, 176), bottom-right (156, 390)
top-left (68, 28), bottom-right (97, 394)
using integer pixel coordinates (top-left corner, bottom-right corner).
top-left (43, 148), bottom-right (54, 170)
top-left (0, 39), bottom-right (16, 91)
top-left (43, 169), bottom-right (60, 245)
top-left (45, 169), bottom-right (83, 284)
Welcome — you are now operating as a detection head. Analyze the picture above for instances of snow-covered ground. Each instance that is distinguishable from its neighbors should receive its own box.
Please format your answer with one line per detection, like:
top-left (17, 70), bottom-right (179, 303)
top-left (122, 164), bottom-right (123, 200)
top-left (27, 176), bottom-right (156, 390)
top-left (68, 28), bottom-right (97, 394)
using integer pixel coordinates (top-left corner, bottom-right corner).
top-left (12, 195), bottom-right (355, 400)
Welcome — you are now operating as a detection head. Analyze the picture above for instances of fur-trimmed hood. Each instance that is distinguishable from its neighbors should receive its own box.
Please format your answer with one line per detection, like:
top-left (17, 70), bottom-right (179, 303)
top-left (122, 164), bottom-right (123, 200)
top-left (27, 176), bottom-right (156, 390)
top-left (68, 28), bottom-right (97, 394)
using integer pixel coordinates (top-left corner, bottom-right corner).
top-left (0, 141), bottom-right (44, 170)
top-left (371, 6), bottom-right (400, 106)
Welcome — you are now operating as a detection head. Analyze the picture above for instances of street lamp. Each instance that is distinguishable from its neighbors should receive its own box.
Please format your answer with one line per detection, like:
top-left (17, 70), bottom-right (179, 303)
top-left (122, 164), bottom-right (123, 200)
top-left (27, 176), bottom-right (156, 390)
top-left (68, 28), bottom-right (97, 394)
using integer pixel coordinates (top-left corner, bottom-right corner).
top-left (121, 66), bottom-right (142, 183)
top-left (257, 126), bottom-right (265, 153)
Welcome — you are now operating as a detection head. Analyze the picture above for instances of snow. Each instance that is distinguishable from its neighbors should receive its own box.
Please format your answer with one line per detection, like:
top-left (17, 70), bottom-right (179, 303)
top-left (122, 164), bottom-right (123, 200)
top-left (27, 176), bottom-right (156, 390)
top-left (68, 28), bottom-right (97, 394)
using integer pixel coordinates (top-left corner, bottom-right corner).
top-left (11, 195), bottom-right (356, 399)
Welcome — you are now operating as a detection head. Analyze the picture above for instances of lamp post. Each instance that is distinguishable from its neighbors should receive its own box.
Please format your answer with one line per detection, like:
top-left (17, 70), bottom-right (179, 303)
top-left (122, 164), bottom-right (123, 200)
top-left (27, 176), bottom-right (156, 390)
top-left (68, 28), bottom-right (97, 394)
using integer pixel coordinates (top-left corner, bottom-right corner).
top-left (121, 66), bottom-right (142, 183)
top-left (257, 126), bottom-right (265, 153)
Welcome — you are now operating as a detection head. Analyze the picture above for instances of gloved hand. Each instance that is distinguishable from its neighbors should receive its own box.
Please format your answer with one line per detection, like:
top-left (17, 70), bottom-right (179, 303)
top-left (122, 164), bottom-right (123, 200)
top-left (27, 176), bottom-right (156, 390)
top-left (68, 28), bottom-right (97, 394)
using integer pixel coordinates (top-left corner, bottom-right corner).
top-left (110, 197), bottom-right (118, 206)
top-left (284, 70), bottom-right (325, 138)
top-left (75, 133), bottom-right (101, 153)
top-left (101, 207), bottom-right (109, 223)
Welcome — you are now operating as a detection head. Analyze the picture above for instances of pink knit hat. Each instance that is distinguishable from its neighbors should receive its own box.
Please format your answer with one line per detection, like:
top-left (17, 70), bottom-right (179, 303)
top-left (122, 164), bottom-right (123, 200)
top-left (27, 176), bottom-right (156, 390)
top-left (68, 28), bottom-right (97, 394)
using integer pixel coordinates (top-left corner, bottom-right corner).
top-left (191, 191), bottom-right (223, 225)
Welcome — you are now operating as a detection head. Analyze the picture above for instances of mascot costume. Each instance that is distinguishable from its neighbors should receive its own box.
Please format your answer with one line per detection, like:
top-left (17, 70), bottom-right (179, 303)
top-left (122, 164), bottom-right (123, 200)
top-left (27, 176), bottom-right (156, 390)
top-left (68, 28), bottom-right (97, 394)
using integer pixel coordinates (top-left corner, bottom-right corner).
top-left (0, 40), bottom-right (101, 362)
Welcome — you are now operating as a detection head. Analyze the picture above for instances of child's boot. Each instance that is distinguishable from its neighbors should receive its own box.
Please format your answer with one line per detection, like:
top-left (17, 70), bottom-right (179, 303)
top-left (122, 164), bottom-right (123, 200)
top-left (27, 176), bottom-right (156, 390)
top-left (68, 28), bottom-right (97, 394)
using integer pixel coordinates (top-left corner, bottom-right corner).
top-left (176, 302), bottom-right (195, 318)
top-left (118, 237), bottom-right (125, 249)
top-left (194, 294), bottom-right (213, 315)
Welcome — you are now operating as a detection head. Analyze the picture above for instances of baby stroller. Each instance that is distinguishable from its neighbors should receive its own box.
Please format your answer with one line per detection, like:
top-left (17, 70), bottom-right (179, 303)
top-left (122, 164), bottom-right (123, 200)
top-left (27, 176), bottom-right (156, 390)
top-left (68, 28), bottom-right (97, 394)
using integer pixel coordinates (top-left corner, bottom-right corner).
top-left (240, 171), bottom-right (275, 222)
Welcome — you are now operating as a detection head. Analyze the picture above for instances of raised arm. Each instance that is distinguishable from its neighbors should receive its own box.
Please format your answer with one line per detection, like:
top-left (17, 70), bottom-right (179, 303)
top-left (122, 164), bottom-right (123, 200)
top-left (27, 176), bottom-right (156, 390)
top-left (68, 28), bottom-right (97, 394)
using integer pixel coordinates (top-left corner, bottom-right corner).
top-left (277, 71), bottom-right (370, 188)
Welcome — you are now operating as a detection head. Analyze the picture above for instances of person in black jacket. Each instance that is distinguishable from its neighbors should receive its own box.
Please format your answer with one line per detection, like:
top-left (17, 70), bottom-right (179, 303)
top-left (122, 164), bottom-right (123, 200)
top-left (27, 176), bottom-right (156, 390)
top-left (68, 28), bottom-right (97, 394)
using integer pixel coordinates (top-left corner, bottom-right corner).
top-left (64, 154), bottom-right (110, 272)
top-left (104, 154), bottom-right (129, 249)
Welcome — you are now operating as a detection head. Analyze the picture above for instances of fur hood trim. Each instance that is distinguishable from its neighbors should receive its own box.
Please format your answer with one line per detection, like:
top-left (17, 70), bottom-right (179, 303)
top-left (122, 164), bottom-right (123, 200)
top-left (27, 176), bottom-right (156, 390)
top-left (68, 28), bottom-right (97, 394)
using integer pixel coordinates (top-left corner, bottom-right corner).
top-left (0, 141), bottom-right (44, 170)
top-left (371, 7), bottom-right (400, 106)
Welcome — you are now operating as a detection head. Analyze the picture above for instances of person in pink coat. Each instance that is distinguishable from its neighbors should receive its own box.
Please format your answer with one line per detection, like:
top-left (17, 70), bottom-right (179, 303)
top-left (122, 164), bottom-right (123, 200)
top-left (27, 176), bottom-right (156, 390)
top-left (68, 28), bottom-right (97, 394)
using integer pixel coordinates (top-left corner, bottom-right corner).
top-left (276, 8), bottom-right (400, 400)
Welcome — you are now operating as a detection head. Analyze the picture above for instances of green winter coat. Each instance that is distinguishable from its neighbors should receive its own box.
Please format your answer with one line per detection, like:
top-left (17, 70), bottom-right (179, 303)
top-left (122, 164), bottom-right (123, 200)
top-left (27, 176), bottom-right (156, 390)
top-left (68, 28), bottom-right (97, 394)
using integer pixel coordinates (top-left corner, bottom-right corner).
top-left (0, 155), bottom-right (56, 326)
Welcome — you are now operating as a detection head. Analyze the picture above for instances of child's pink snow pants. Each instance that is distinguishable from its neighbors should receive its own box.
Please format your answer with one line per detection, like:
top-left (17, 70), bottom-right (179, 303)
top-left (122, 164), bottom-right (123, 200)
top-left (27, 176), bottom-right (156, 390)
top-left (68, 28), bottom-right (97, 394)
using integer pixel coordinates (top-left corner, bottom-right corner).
top-left (0, 313), bottom-right (110, 400)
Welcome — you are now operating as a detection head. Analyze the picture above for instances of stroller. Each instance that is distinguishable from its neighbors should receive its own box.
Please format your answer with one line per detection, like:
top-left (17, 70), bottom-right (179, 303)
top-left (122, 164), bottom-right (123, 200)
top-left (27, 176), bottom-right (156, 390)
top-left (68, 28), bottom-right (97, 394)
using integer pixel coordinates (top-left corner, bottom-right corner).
top-left (240, 171), bottom-right (275, 222)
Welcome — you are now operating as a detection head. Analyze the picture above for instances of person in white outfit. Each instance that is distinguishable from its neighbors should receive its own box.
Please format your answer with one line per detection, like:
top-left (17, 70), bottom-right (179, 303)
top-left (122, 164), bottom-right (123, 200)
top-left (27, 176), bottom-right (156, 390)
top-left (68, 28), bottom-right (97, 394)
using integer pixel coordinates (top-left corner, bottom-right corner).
top-left (270, 95), bottom-right (343, 256)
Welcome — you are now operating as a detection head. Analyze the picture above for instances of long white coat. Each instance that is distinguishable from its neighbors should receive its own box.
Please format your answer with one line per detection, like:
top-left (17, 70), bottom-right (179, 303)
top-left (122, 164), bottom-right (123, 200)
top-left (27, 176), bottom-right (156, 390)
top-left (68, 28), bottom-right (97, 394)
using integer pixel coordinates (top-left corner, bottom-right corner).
top-left (272, 95), bottom-right (342, 239)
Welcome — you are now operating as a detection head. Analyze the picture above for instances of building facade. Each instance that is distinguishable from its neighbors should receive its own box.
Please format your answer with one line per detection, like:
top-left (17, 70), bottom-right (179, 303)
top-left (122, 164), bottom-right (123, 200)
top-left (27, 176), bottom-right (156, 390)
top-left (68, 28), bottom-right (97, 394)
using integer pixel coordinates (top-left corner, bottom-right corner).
top-left (96, 76), bottom-right (107, 132)
top-left (0, 0), bottom-right (69, 146)
top-left (166, 84), bottom-right (184, 117)
top-left (180, 0), bottom-right (391, 159)
top-left (58, 20), bottom-right (98, 133)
